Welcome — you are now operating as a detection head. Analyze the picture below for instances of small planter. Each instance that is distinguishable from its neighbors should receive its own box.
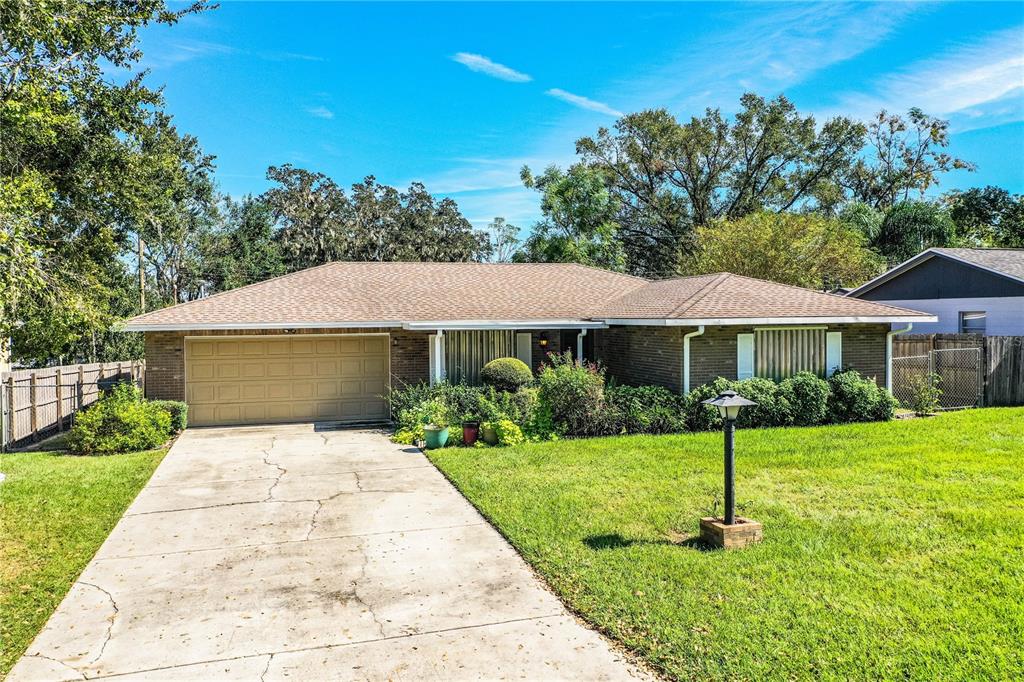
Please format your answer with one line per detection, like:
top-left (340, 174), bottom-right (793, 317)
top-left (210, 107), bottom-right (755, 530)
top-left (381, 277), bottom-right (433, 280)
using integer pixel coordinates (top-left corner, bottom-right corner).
top-left (699, 517), bottom-right (763, 549)
top-left (481, 424), bottom-right (498, 446)
top-left (462, 421), bottom-right (480, 446)
top-left (422, 425), bottom-right (449, 449)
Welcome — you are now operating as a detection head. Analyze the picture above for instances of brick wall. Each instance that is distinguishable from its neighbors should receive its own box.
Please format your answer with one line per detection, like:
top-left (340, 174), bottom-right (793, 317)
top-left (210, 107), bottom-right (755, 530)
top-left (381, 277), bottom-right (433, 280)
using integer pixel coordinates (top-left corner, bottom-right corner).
top-left (594, 326), bottom-right (684, 392)
top-left (592, 323), bottom-right (890, 393)
top-left (144, 328), bottom-right (431, 401)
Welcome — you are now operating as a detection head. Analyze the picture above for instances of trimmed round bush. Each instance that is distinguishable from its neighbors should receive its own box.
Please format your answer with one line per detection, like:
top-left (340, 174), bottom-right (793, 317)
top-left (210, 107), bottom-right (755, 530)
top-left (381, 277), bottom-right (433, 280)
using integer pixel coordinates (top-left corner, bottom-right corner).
top-left (779, 372), bottom-right (830, 426)
top-left (481, 357), bottom-right (533, 393)
top-left (683, 377), bottom-right (735, 431)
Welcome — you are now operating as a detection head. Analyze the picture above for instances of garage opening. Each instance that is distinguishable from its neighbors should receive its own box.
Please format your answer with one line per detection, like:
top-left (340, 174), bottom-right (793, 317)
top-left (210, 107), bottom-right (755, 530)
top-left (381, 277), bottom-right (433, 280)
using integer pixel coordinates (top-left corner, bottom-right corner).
top-left (185, 335), bottom-right (389, 426)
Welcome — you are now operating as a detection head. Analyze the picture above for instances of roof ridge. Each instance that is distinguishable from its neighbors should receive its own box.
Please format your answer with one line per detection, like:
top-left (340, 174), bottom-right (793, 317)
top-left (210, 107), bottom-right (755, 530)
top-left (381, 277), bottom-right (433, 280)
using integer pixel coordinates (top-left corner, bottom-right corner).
top-left (722, 272), bottom-right (936, 316)
top-left (668, 272), bottom-right (732, 317)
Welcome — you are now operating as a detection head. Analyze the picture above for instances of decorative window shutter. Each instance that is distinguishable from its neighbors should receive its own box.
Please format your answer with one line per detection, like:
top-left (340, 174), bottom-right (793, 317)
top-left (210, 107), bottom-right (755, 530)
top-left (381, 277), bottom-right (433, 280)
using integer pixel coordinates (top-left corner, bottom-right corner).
top-left (737, 333), bottom-right (755, 380)
top-left (826, 332), bottom-right (842, 377)
top-left (428, 334), bottom-right (443, 385)
top-left (515, 333), bottom-right (532, 368)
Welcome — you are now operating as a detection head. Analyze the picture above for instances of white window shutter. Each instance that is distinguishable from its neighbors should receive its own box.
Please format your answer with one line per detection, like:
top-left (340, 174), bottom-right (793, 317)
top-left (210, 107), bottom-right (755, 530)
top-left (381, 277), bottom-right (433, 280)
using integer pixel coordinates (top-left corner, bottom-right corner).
top-left (826, 332), bottom-right (842, 377)
top-left (737, 333), bottom-right (755, 380)
top-left (515, 333), bottom-right (532, 368)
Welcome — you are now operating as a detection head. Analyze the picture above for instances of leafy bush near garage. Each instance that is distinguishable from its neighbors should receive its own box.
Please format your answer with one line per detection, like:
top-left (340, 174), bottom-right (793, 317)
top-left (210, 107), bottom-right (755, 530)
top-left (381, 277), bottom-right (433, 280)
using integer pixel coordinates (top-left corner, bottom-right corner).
top-left (149, 400), bottom-right (189, 433)
top-left (67, 384), bottom-right (172, 455)
top-left (536, 352), bottom-right (607, 437)
top-left (480, 357), bottom-right (534, 393)
top-left (778, 372), bottom-right (830, 426)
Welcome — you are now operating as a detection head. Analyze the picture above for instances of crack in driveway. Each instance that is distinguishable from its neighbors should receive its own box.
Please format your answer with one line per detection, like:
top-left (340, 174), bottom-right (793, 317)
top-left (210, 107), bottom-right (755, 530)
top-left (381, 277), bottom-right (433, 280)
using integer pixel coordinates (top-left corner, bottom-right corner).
top-left (79, 581), bottom-right (119, 667)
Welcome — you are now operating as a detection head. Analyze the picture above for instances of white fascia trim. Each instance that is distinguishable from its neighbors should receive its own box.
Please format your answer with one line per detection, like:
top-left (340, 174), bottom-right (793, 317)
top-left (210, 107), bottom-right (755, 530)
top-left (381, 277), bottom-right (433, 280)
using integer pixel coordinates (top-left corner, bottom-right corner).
top-left (120, 321), bottom-right (404, 332)
top-left (599, 315), bottom-right (937, 326)
top-left (402, 320), bottom-right (608, 331)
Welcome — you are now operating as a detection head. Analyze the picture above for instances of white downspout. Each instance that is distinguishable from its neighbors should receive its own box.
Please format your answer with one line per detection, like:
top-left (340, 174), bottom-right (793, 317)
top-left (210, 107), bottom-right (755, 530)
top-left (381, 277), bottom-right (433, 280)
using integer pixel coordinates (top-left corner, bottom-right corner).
top-left (576, 328), bottom-right (588, 362)
top-left (682, 325), bottom-right (705, 395)
top-left (433, 329), bottom-right (445, 385)
top-left (885, 323), bottom-right (913, 393)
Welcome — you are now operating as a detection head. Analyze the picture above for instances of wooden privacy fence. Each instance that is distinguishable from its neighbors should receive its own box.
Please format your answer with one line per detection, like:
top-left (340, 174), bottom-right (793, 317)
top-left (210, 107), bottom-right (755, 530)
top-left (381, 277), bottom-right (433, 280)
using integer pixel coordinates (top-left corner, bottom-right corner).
top-left (892, 334), bottom-right (1024, 407)
top-left (0, 361), bottom-right (144, 451)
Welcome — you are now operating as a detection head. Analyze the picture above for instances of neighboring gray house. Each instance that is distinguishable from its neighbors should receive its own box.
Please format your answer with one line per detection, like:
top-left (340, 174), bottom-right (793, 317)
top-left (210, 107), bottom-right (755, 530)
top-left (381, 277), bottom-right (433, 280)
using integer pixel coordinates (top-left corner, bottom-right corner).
top-left (847, 248), bottom-right (1024, 336)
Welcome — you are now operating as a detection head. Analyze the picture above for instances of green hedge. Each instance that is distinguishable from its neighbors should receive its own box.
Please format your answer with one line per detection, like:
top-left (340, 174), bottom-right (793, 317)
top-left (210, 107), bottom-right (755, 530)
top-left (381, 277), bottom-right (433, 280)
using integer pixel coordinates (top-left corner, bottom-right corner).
top-left (150, 400), bottom-right (188, 433)
top-left (68, 384), bottom-right (172, 455)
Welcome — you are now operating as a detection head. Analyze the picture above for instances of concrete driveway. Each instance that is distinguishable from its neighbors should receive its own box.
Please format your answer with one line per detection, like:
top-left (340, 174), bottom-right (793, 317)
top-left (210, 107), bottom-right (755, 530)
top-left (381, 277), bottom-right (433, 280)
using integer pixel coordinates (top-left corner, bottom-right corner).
top-left (11, 424), bottom-right (648, 681)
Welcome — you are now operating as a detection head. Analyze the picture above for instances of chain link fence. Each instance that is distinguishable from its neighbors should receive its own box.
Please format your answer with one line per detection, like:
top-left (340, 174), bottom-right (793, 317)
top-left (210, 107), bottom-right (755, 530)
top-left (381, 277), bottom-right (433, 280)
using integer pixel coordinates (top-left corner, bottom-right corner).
top-left (892, 347), bottom-right (982, 410)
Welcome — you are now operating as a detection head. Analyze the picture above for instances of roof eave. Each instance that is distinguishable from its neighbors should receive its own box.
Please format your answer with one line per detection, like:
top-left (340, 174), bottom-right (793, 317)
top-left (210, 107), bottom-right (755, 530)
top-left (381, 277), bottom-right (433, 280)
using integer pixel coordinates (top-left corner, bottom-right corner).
top-left (120, 319), bottom-right (609, 332)
top-left (598, 315), bottom-right (938, 326)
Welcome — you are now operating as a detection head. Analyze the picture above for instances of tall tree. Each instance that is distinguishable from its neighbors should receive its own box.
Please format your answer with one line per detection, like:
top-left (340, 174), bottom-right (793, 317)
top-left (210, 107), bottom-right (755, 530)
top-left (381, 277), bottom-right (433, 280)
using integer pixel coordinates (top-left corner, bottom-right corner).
top-left (264, 164), bottom-right (351, 270)
top-left (204, 195), bottom-right (285, 291)
top-left (872, 201), bottom-right (956, 264)
top-left (0, 0), bottom-right (208, 357)
top-left (516, 164), bottom-right (625, 271)
top-left (487, 217), bottom-right (520, 262)
top-left (945, 186), bottom-right (1024, 248)
top-left (845, 109), bottom-right (975, 210)
top-left (681, 212), bottom-right (882, 290)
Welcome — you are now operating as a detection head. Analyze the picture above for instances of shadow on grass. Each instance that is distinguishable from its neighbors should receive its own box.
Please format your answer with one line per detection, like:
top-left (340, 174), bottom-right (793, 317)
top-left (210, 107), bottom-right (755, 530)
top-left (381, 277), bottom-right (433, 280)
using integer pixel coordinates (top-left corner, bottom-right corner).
top-left (584, 533), bottom-right (718, 552)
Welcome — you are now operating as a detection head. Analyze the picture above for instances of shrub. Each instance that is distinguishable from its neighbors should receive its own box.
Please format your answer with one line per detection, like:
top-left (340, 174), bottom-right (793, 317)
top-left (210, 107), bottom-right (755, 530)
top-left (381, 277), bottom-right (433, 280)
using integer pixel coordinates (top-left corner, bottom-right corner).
top-left (492, 418), bottom-right (525, 446)
top-left (826, 369), bottom-right (896, 423)
top-left (417, 398), bottom-right (450, 429)
top-left (732, 377), bottom-right (792, 428)
top-left (604, 384), bottom-right (687, 435)
top-left (481, 357), bottom-right (533, 393)
top-left (386, 382), bottom-right (486, 424)
top-left (683, 378), bottom-right (735, 432)
top-left (537, 352), bottom-right (606, 437)
top-left (150, 400), bottom-right (188, 433)
top-left (68, 384), bottom-right (172, 455)
top-left (778, 372), bottom-right (830, 426)
top-left (903, 373), bottom-right (942, 416)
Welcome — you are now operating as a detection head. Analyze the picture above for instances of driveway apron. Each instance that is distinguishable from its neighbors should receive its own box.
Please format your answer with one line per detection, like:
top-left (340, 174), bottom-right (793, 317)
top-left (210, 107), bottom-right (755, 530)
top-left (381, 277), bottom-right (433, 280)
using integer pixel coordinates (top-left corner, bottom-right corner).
top-left (10, 424), bottom-right (649, 681)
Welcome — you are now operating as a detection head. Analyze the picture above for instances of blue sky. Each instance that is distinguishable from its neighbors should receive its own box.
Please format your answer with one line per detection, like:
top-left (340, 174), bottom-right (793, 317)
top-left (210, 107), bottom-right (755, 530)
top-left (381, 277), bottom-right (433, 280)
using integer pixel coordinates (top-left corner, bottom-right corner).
top-left (141, 1), bottom-right (1024, 230)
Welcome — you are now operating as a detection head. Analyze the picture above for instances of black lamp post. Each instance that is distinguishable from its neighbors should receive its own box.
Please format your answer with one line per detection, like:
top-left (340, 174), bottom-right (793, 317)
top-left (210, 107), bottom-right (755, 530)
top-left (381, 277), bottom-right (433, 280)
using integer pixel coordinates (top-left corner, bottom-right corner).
top-left (702, 390), bottom-right (756, 525)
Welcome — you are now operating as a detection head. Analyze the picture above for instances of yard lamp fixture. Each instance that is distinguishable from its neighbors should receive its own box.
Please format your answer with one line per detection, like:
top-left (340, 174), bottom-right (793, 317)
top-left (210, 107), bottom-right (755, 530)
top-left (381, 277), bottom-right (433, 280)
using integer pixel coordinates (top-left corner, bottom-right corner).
top-left (702, 390), bottom-right (756, 526)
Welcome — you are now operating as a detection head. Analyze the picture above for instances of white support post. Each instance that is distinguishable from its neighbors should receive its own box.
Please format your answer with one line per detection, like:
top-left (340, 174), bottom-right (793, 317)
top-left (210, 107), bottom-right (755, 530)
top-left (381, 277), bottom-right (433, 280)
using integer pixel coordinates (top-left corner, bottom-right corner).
top-left (432, 330), bottom-right (445, 385)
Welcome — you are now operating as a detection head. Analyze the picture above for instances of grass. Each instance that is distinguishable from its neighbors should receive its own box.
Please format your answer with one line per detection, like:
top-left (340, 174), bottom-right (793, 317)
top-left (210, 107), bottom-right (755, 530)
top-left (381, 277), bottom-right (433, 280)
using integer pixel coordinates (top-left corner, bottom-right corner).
top-left (428, 408), bottom-right (1024, 681)
top-left (0, 448), bottom-right (166, 676)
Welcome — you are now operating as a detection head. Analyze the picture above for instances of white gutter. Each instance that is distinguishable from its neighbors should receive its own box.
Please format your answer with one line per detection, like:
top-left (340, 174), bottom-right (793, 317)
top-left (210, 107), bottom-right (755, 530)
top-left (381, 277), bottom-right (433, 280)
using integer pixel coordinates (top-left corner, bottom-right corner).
top-left (404, 320), bottom-right (607, 331)
top-left (885, 323), bottom-right (913, 393)
top-left (576, 328), bottom-right (588, 362)
top-left (682, 325), bottom-right (705, 395)
top-left (599, 315), bottom-right (936, 326)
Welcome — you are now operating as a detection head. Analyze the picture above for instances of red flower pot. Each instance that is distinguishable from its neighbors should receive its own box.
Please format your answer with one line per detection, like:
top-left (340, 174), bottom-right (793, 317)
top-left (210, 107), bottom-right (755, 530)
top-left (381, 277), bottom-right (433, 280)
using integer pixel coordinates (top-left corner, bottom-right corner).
top-left (462, 421), bottom-right (480, 446)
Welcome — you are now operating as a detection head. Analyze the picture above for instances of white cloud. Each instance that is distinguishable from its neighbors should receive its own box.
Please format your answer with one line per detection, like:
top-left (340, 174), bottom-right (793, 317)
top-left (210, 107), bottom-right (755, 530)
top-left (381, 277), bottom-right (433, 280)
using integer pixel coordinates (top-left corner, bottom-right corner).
top-left (451, 52), bottom-right (532, 82)
top-left (306, 106), bottom-right (334, 120)
top-left (832, 25), bottom-right (1024, 128)
top-left (545, 88), bottom-right (623, 117)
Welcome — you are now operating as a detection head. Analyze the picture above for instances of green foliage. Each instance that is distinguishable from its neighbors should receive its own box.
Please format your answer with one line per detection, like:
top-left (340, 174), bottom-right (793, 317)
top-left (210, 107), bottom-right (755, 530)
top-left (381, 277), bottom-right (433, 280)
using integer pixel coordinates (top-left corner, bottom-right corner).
top-left (826, 370), bottom-right (897, 424)
top-left (67, 384), bottom-right (172, 455)
top-left (683, 378), bottom-right (735, 432)
top-left (480, 357), bottom-right (534, 393)
top-left (945, 185), bottom-right (1024, 248)
top-left (204, 195), bottom-right (285, 291)
top-left (903, 373), bottom-right (943, 416)
top-left (682, 212), bottom-right (883, 290)
top-left (386, 381), bottom-right (485, 423)
top-left (492, 419), bottom-right (525, 447)
top-left (778, 372), bottom-right (830, 426)
top-left (603, 384), bottom-right (687, 435)
top-left (873, 201), bottom-right (956, 264)
top-left (732, 377), bottom-right (792, 428)
top-left (416, 398), bottom-right (450, 429)
top-left (149, 400), bottom-right (188, 433)
top-left (536, 352), bottom-right (607, 437)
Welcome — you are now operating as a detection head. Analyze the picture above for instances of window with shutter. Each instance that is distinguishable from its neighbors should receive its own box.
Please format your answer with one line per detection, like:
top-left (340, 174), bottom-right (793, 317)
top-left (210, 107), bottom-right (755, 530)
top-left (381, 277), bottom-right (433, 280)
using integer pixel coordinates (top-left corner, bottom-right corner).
top-left (444, 330), bottom-right (516, 385)
top-left (753, 328), bottom-right (828, 381)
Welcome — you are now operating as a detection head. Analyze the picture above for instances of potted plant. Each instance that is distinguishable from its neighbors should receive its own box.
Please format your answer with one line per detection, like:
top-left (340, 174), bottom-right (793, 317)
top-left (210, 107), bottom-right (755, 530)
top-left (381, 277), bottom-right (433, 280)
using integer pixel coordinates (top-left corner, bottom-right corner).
top-left (461, 414), bottom-right (480, 446)
top-left (420, 399), bottom-right (450, 449)
top-left (480, 421), bottom-right (499, 445)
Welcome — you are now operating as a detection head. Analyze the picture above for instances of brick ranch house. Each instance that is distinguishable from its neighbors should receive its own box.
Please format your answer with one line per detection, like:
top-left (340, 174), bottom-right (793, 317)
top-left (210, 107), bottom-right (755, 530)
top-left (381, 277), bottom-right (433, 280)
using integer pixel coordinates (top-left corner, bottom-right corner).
top-left (122, 262), bottom-right (935, 427)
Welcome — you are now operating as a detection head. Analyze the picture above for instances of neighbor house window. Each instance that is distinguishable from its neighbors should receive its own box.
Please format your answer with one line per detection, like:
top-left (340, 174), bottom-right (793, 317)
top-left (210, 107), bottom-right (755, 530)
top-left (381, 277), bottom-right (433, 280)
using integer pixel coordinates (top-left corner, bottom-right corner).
top-left (739, 327), bottom-right (841, 382)
top-left (959, 311), bottom-right (986, 335)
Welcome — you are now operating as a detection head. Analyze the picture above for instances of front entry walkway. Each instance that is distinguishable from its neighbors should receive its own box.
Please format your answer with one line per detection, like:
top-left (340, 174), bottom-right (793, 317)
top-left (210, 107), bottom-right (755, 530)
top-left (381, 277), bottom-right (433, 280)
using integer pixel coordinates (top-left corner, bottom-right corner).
top-left (11, 425), bottom-right (648, 681)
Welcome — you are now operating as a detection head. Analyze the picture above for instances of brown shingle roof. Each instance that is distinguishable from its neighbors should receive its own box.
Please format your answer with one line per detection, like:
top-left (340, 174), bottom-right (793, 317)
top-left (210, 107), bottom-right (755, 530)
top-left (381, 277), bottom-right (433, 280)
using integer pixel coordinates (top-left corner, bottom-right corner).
top-left (597, 273), bottom-right (931, 321)
top-left (930, 248), bottom-right (1024, 282)
top-left (122, 263), bottom-right (933, 330)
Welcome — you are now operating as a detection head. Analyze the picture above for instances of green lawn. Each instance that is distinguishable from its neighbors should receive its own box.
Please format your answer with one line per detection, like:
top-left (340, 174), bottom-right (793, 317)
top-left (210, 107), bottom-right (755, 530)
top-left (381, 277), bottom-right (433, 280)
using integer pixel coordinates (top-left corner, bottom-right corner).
top-left (428, 409), bottom-right (1024, 681)
top-left (0, 448), bottom-right (165, 676)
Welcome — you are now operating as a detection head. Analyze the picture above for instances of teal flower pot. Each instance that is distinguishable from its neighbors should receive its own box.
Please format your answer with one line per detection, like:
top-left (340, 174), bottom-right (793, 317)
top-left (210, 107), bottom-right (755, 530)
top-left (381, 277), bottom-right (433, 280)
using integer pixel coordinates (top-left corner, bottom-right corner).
top-left (423, 426), bottom-right (449, 449)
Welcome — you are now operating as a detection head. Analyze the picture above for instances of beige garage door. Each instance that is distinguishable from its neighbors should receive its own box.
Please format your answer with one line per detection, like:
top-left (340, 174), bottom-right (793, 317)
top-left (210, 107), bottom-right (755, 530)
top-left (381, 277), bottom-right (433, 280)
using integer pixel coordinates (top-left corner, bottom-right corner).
top-left (185, 335), bottom-right (390, 426)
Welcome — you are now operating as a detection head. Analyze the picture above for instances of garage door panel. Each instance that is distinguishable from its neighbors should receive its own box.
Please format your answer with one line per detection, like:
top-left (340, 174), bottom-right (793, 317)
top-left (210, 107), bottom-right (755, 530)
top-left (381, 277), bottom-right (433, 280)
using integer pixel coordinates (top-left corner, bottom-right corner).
top-left (186, 336), bottom-right (390, 426)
